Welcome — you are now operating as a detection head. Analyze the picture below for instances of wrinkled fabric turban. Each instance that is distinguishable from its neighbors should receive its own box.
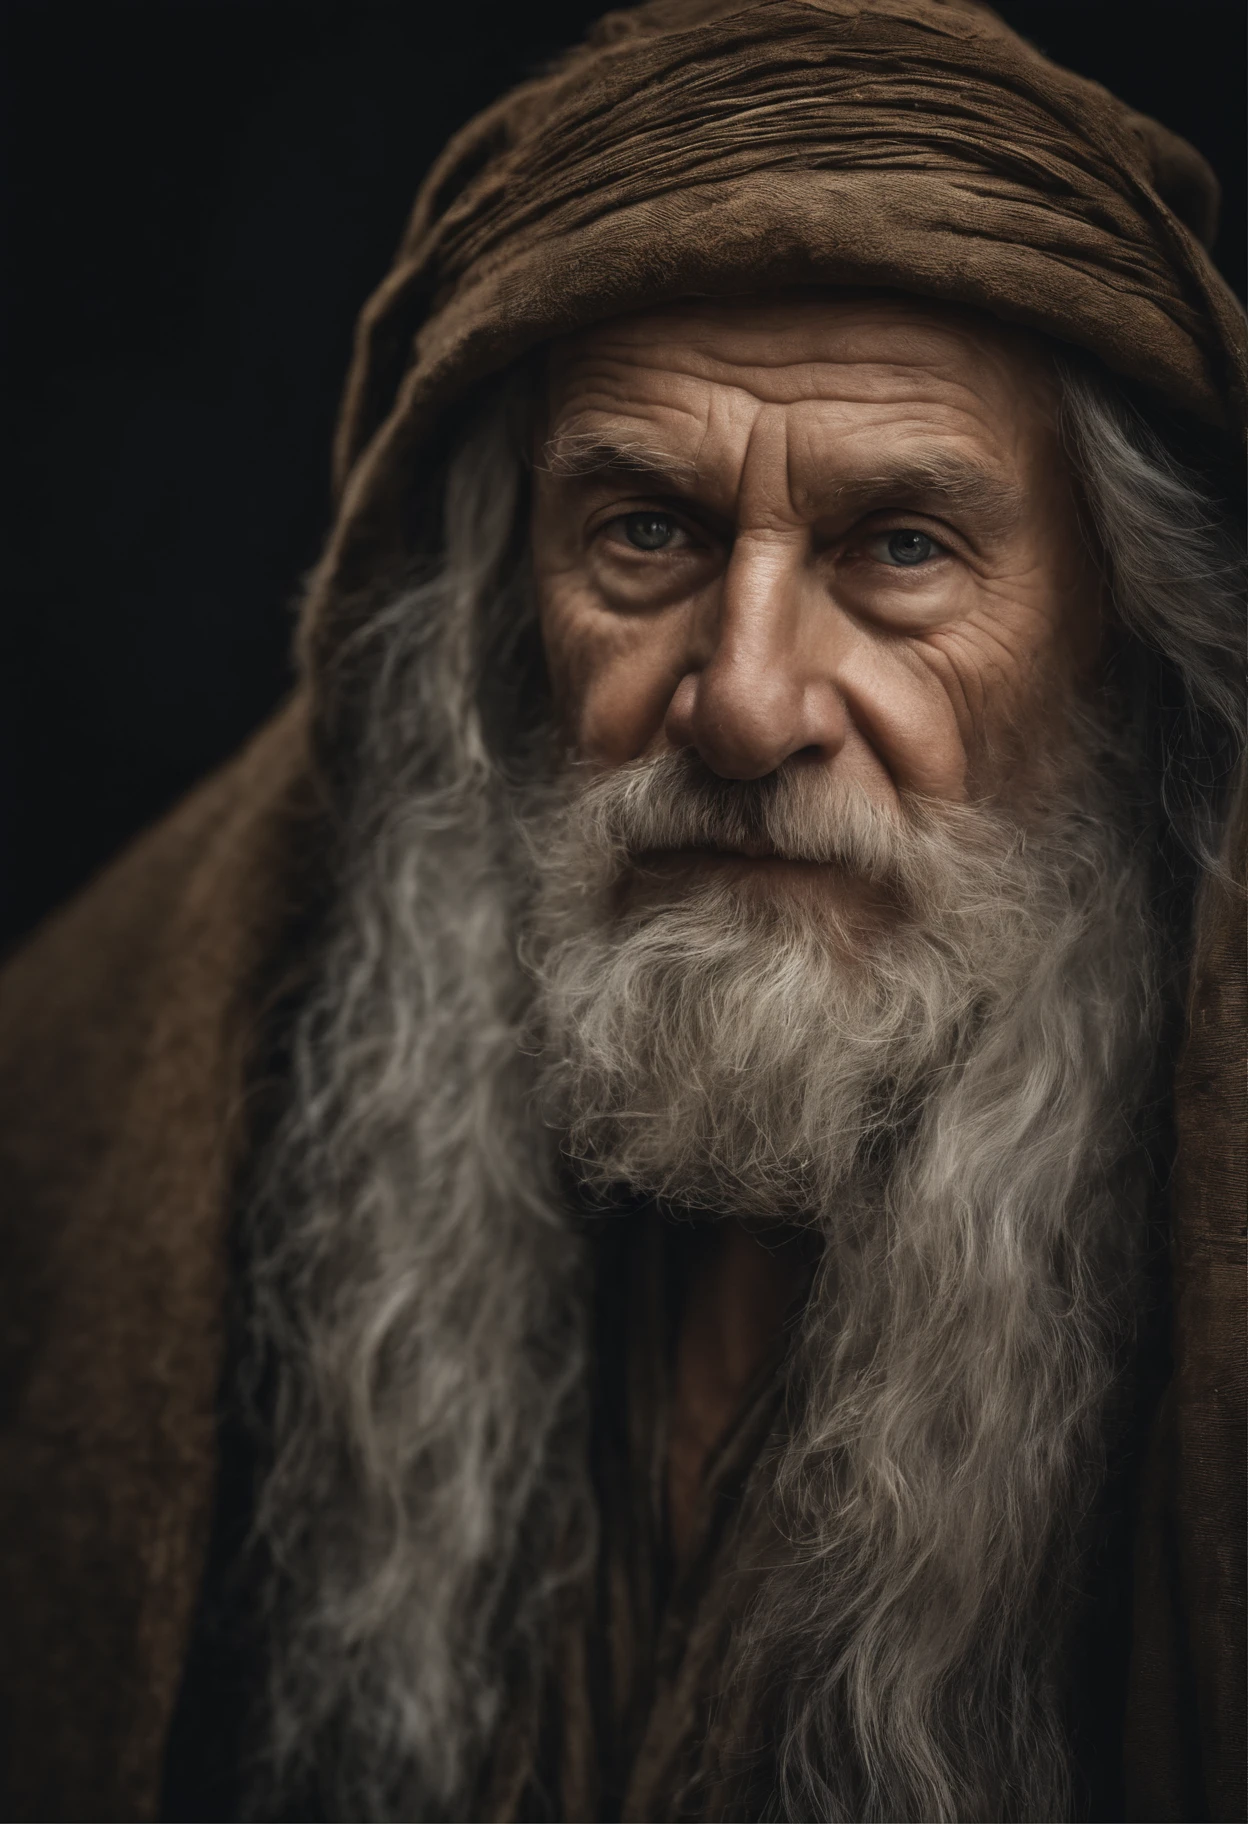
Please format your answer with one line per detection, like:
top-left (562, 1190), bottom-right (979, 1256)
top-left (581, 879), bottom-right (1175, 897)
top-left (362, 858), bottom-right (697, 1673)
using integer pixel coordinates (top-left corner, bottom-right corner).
top-left (305, 0), bottom-right (1246, 670)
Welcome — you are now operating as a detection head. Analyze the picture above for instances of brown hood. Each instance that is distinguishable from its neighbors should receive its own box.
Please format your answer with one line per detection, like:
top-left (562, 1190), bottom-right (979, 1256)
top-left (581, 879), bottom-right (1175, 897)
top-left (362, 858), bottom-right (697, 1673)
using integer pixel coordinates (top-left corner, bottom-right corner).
top-left (299, 0), bottom-right (1246, 709)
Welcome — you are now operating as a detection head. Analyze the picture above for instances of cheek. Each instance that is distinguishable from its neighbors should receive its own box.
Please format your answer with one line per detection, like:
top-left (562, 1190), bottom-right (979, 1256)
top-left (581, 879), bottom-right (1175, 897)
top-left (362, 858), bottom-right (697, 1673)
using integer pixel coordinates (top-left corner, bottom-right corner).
top-left (912, 576), bottom-right (1080, 779)
top-left (834, 571), bottom-right (1073, 801)
top-left (837, 634), bottom-right (970, 798)
top-left (537, 576), bottom-right (691, 762)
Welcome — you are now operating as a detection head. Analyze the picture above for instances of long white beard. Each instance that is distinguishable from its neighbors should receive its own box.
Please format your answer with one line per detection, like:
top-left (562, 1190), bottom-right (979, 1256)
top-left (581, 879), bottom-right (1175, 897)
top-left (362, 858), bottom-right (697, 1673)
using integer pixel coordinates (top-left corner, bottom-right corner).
top-left (252, 672), bottom-right (1157, 1820)
top-left (526, 748), bottom-right (1148, 1220)
top-left (525, 742), bottom-right (1159, 1819)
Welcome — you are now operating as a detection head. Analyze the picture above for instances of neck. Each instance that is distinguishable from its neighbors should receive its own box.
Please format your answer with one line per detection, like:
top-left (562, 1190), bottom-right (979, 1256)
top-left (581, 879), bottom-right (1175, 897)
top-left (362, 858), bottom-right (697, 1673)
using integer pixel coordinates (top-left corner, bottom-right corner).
top-left (666, 1220), bottom-right (812, 1559)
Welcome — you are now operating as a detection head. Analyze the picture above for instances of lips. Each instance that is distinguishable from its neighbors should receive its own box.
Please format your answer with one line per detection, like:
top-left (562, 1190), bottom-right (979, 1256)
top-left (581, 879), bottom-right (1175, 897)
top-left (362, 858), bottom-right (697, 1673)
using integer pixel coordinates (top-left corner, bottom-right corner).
top-left (635, 841), bottom-right (807, 866)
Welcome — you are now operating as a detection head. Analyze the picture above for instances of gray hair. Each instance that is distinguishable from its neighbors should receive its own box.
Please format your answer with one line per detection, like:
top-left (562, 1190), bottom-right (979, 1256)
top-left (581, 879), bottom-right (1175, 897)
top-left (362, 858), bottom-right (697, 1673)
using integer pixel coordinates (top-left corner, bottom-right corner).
top-left (246, 397), bottom-right (586, 1818)
top-left (1057, 364), bottom-right (1244, 862)
top-left (243, 355), bottom-right (1243, 1820)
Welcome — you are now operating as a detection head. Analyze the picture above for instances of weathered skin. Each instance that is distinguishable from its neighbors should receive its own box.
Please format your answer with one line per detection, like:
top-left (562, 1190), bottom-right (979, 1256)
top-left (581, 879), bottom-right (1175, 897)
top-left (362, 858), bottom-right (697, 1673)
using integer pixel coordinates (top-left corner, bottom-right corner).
top-left (533, 292), bottom-right (1102, 820)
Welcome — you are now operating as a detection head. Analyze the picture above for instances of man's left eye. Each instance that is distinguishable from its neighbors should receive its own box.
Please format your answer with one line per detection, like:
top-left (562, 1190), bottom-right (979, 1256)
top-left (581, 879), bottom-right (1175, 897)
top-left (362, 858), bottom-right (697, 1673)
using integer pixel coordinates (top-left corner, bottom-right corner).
top-left (867, 529), bottom-right (941, 568)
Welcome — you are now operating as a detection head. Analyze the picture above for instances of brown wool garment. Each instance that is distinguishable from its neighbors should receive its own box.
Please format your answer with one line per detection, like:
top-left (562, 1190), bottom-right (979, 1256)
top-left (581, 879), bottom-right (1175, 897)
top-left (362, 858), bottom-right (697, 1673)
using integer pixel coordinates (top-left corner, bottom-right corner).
top-left (0, 0), bottom-right (1243, 1818)
top-left (304, 0), bottom-right (1246, 689)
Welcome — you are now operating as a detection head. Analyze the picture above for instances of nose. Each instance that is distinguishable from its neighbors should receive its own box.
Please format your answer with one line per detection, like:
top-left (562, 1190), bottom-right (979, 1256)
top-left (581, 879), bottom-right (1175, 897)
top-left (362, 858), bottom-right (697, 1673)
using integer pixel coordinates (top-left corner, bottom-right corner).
top-left (663, 532), bottom-right (847, 779)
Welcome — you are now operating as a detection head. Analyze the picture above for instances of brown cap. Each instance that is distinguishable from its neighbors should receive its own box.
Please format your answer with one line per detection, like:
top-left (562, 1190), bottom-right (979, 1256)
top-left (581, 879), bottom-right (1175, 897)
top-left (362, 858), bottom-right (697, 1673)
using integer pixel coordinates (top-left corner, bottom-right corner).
top-left (305, 0), bottom-right (1246, 669)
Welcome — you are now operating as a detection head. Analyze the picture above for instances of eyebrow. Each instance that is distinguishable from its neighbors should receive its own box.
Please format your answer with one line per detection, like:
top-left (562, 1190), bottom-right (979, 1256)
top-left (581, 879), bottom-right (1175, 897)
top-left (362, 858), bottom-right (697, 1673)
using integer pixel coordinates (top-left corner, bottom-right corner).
top-left (540, 428), bottom-right (1027, 539)
top-left (539, 428), bottom-right (699, 488)
top-left (822, 452), bottom-right (1026, 538)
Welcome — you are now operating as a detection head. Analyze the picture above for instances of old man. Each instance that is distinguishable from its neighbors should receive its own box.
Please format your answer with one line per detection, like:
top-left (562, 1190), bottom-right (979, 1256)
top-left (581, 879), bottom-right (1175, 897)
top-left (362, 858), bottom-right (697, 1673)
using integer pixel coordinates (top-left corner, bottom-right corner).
top-left (0, 1), bottom-right (1243, 1820)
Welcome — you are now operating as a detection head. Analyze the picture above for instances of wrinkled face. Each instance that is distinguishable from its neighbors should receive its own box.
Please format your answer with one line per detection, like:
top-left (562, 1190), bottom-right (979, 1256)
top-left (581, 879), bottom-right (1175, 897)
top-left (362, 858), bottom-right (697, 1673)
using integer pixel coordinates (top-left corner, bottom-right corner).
top-left (531, 293), bottom-right (1101, 880)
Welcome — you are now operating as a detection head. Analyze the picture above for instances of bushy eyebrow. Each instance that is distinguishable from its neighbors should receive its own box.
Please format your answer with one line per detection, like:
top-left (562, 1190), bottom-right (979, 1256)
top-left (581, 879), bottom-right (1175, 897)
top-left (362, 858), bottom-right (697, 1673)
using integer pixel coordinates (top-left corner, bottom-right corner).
top-left (821, 452), bottom-right (1026, 538)
top-left (539, 427), bottom-right (699, 488)
top-left (541, 428), bottom-right (1027, 539)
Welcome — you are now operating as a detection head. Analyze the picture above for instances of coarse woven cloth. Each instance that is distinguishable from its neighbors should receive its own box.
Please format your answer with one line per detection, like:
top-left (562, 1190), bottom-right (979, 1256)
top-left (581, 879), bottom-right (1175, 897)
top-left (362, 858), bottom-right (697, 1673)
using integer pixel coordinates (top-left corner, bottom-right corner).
top-left (302, 0), bottom-right (1247, 680)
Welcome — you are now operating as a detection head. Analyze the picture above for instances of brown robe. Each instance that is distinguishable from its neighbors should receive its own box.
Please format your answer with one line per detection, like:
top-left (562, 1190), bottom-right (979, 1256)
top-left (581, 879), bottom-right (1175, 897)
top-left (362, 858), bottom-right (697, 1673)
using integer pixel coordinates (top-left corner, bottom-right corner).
top-left (0, 714), bottom-right (1241, 1820)
top-left (0, 0), bottom-right (1243, 1815)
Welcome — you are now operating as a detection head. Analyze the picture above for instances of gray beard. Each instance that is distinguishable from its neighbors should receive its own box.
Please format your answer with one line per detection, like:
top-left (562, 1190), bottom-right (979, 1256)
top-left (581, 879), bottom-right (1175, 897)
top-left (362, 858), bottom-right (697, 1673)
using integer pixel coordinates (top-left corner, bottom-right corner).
top-left (523, 744), bottom-right (1158, 1818)
top-left (525, 747), bottom-right (1148, 1222)
top-left (246, 561), bottom-right (1160, 1821)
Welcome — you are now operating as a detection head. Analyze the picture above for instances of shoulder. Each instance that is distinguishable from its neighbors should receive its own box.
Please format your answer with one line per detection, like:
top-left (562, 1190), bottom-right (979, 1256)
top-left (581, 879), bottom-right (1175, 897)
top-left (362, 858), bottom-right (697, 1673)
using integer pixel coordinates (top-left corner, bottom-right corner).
top-left (0, 695), bottom-right (323, 1817)
top-left (0, 696), bottom-right (315, 1163)
top-left (0, 692), bottom-right (320, 1396)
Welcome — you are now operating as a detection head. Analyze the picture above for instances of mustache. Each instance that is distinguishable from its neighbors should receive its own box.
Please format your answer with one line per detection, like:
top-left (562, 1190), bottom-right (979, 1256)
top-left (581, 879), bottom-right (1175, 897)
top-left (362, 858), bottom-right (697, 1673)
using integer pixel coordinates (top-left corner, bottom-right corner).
top-left (544, 750), bottom-right (958, 893)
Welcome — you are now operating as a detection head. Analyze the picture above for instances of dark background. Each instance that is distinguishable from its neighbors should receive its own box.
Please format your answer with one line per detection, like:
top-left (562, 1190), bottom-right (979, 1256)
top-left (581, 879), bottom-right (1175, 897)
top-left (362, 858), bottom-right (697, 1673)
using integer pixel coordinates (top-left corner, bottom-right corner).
top-left (2, 0), bottom-right (1244, 953)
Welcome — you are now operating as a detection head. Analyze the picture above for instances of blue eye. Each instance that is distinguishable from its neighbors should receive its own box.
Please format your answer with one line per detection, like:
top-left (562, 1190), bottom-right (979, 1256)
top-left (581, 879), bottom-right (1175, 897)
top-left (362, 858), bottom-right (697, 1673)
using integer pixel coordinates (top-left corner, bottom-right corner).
top-left (622, 511), bottom-right (677, 550)
top-left (876, 529), bottom-right (938, 567)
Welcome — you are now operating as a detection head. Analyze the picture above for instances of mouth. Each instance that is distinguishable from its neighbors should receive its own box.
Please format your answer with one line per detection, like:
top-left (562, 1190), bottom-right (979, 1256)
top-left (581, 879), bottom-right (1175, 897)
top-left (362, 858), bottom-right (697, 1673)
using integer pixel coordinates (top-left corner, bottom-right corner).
top-left (632, 843), bottom-right (823, 870)
top-left (625, 846), bottom-right (857, 903)
top-left (621, 846), bottom-right (902, 929)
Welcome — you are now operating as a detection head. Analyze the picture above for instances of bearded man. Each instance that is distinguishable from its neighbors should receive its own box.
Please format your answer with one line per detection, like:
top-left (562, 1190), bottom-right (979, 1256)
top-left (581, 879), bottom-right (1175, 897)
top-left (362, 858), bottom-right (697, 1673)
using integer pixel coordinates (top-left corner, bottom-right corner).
top-left (0, 3), bottom-right (1243, 1821)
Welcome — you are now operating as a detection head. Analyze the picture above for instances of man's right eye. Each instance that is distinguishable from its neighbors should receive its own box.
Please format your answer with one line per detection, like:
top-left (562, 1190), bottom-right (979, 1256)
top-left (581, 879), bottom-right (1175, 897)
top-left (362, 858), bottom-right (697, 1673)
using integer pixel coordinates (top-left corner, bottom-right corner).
top-left (616, 511), bottom-right (682, 551)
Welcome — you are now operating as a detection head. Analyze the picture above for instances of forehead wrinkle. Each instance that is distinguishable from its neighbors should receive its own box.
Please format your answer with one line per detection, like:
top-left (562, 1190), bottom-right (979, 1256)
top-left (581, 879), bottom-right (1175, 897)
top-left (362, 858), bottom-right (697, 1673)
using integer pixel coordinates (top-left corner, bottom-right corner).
top-left (732, 403), bottom-right (805, 528)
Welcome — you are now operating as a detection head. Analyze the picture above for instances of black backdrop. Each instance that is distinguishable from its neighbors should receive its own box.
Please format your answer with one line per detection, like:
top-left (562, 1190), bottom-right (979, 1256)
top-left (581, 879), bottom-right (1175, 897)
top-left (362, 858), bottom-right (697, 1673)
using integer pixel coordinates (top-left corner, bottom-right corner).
top-left (2, 0), bottom-right (1244, 953)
